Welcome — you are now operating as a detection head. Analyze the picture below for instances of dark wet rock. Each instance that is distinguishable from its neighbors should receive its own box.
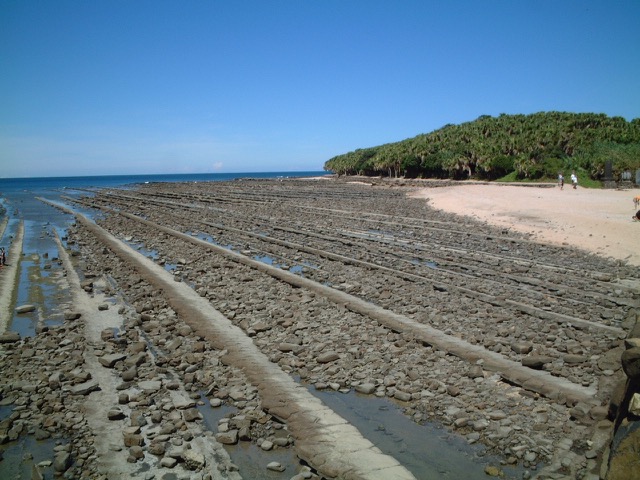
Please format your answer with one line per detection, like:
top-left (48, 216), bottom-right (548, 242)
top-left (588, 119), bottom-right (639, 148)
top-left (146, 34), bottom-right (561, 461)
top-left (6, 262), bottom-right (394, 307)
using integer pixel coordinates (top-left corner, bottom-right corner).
top-left (621, 347), bottom-right (640, 380)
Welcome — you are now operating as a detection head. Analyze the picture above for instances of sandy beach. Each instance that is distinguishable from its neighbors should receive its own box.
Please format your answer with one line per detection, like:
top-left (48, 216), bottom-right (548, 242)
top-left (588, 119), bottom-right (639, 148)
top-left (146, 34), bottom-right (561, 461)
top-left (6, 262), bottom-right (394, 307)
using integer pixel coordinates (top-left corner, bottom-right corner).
top-left (410, 183), bottom-right (640, 267)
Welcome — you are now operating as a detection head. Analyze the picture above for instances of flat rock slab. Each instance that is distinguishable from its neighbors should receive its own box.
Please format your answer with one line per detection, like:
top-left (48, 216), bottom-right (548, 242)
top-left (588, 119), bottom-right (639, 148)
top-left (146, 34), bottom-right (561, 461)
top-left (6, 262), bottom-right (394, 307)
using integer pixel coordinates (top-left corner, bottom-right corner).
top-left (99, 353), bottom-right (127, 368)
top-left (69, 379), bottom-right (100, 396)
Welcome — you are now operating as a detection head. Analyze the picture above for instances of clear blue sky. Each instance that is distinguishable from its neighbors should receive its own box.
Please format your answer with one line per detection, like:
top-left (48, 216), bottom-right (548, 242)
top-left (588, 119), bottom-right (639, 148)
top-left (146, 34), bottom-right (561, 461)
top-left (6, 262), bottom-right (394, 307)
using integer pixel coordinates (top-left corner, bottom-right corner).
top-left (2, 1), bottom-right (639, 178)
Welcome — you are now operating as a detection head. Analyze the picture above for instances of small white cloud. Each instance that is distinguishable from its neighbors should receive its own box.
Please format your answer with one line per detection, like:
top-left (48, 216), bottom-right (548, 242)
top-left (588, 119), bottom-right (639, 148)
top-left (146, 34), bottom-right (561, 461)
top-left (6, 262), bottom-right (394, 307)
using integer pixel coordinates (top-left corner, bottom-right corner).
top-left (212, 161), bottom-right (224, 171)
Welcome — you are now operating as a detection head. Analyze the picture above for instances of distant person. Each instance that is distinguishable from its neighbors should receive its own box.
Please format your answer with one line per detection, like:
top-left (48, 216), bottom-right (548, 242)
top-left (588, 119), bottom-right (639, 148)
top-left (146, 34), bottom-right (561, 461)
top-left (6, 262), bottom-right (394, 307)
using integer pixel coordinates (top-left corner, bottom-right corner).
top-left (558, 172), bottom-right (564, 190)
top-left (571, 172), bottom-right (578, 189)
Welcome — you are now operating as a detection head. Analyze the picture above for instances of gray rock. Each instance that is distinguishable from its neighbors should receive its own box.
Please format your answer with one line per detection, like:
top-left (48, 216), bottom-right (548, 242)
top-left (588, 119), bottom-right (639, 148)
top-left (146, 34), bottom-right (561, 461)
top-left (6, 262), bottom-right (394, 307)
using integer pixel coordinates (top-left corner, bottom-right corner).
top-left (183, 408), bottom-right (202, 422)
top-left (467, 365), bottom-right (484, 379)
top-left (267, 461), bottom-right (286, 472)
top-left (69, 379), bottom-right (100, 396)
top-left (394, 391), bottom-right (412, 402)
top-left (15, 304), bottom-right (36, 314)
top-left (563, 354), bottom-right (587, 364)
top-left (138, 380), bottom-right (162, 393)
top-left (317, 351), bottom-right (340, 363)
top-left (522, 355), bottom-right (553, 369)
top-left (63, 311), bottom-right (81, 320)
top-left (511, 343), bottom-right (533, 354)
top-left (355, 383), bottom-right (376, 394)
top-left (622, 347), bottom-right (640, 380)
top-left (160, 457), bottom-right (177, 468)
top-left (216, 430), bottom-right (239, 445)
top-left (0, 332), bottom-right (21, 343)
top-left (107, 408), bottom-right (125, 420)
top-left (53, 452), bottom-right (72, 472)
top-left (183, 449), bottom-right (205, 470)
top-left (99, 353), bottom-right (127, 368)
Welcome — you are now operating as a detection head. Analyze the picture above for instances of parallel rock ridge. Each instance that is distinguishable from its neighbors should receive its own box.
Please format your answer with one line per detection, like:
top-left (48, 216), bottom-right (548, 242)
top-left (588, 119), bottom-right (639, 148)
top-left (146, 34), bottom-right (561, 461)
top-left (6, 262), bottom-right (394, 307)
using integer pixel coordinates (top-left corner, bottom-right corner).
top-left (0, 178), bottom-right (636, 479)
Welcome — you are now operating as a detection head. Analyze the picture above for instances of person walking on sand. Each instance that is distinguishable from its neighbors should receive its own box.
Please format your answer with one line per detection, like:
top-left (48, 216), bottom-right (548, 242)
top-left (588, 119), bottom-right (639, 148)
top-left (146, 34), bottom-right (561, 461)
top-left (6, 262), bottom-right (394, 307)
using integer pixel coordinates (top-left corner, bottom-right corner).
top-left (558, 172), bottom-right (564, 190)
top-left (571, 172), bottom-right (578, 189)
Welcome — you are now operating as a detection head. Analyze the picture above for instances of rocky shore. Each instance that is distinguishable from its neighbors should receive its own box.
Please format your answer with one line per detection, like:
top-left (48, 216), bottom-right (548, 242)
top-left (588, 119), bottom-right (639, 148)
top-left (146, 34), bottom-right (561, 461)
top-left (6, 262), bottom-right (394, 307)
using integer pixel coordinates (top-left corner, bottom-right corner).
top-left (1, 177), bottom-right (638, 479)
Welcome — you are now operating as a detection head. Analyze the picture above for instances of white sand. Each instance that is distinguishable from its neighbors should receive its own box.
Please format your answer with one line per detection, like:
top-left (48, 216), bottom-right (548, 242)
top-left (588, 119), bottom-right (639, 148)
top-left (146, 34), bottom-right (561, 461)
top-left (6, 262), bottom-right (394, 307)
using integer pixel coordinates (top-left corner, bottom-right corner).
top-left (409, 184), bottom-right (640, 266)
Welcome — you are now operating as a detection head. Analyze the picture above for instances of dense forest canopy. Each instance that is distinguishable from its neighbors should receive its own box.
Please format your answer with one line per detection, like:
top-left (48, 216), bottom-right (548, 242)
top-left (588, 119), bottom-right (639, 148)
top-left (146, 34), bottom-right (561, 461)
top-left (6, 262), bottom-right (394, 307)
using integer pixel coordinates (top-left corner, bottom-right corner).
top-left (324, 112), bottom-right (640, 182)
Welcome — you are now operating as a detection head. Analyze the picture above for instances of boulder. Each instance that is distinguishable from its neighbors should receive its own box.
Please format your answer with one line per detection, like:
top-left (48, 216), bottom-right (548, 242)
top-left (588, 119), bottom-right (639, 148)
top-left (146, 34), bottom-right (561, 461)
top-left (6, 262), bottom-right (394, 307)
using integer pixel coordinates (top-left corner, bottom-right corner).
top-left (621, 347), bottom-right (640, 380)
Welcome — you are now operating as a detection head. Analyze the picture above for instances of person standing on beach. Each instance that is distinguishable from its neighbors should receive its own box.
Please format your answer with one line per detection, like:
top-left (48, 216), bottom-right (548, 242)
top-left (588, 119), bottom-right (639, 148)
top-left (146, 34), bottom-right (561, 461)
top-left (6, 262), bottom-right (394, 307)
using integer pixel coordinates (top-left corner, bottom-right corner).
top-left (571, 172), bottom-right (578, 189)
top-left (558, 172), bottom-right (564, 190)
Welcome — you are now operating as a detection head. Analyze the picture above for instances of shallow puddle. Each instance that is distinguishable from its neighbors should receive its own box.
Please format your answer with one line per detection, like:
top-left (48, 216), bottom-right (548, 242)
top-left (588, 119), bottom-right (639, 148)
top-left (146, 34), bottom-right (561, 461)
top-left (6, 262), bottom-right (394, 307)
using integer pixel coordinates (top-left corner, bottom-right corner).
top-left (0, 435), bottom-right (60, 479)
top-left (197, 394), bottom-right (303, 478)
top-left (311, 388), bottom-right (526, 479)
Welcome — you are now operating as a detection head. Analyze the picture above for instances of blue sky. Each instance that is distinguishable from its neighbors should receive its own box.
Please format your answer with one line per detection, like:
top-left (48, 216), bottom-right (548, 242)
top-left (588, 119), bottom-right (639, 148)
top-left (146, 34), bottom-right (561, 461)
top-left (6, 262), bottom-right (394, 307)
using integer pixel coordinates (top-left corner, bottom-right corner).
top-left (2, 1), bottom-right (639, 178)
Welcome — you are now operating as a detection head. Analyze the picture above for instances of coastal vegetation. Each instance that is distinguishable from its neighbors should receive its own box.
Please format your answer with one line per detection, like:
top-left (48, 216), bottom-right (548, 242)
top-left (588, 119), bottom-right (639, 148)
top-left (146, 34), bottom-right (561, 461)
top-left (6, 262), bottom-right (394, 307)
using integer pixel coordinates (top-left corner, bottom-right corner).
top-left (324, 112), bottom-right (640, 183)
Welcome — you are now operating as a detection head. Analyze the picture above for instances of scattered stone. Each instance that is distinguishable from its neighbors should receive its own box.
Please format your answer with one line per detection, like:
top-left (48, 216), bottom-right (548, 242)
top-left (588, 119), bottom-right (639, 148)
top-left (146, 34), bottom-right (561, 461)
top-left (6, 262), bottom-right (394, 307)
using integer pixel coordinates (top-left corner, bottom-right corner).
top-left (63, 311), bottom-right (81, 320)
top-left (99, 353), bottom-right (127, 368)
top-left (183, 449), bottom-right (205, 470)
top-left (267, 461), bottom-right (286, 472)
top-left (355, 383), bottom-right (376, 394)
top-left (15, 304), bottom-right (36, 314)
top-left (522, 355), bottom-right (553, 369)
top-left (0, 332), bottom-right (21, 343)
top-left (317, 351), bottom-right (340, 363)
top-left (69, 379), bottom-right (100, 396)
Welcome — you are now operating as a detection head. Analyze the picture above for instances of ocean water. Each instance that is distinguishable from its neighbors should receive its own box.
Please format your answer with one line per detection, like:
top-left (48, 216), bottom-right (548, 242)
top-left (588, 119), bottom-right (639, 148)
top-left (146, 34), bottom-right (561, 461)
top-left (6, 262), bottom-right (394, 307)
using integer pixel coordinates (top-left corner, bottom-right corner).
top-left (0, 170), bottom-right (328, 195)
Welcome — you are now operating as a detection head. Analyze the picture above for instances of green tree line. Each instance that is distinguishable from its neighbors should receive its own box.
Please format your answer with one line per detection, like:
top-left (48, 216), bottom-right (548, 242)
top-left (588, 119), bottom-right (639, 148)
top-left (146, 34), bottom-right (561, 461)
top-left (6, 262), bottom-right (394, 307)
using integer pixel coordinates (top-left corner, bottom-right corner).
top-left (324, 112), bottom-right (640, 182)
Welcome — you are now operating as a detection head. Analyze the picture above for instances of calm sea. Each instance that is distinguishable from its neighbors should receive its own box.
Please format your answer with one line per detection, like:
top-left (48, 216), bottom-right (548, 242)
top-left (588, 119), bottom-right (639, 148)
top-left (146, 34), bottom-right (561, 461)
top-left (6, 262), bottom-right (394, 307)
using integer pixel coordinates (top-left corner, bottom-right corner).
top-left (0, 171), bottom-right (328, 195)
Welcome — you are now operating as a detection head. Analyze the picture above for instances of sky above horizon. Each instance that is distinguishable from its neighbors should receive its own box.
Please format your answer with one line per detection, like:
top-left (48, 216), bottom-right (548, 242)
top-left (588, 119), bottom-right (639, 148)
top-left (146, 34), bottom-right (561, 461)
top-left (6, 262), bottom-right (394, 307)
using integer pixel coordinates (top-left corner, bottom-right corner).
top-left (2, 1), bottom-right (639, 178)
